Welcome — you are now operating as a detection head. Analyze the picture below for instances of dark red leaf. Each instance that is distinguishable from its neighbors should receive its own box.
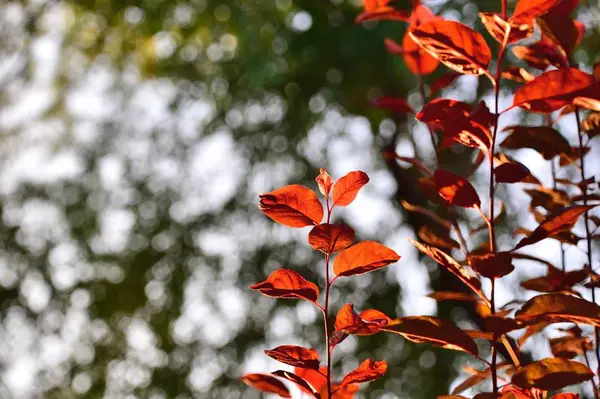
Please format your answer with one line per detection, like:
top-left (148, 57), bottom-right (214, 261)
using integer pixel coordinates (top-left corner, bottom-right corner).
top-left (250, 269), bottom-right (319, 303)
top-left (370, 96), bottom-right (415, 114)
top-left (494, 162), bottom-right (531, 183)
top-left (468, 252), bottom-right (515, 279)
top-left (515, 293), bottom-right (600, 326)
top-left (511, 358), bottom-right (594, 390)
top-left (501, 125), bottom-right (571, 160)
top-left (434, 169), bottom-right (481, 208)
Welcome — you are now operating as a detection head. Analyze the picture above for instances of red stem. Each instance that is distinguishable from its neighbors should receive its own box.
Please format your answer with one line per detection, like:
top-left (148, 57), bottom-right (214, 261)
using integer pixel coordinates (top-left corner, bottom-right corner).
top-left (324, 196), bottom-right (333, 398)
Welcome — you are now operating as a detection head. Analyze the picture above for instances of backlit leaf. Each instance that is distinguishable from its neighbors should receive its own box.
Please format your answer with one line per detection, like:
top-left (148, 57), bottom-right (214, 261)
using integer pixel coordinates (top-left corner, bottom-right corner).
top-left (434, 169), bottom-right (481, 208)
top-left (512, 42), bottom-right (568, 70)
top-left (309, 224), bottom-right (355, 254)
top-left (332, 171), bottom-right (369, 207)
top-left (515, 293), bottom-right (600, 326)
top-left (259, 185), bottom-right (324, 227)
top-left (334, 304), bottom-right (395, 336)
top-left (468, 252), bottom-right (514, 279)
top-left (550, 336), bottom-right (591, 358)
top-left (316, 169), bottom-right (333, 197)
top-left (339, 359), bottom-right (387, 387)
top-left (501, 125), bottom-right (570, 160)
top-left (403, 31), bottom-right (439, 76)
top-left (333, 241), bottom-right (400, 277)
top-left (409, 20), bottom-right (492, 75)
top-left (371, 96), bottom-right (415, 114)
top-left (494, 162), bottom-right (531, 184)
top-left (429, 72), bottom-right (462, 96)
top-left (511, 358), bottom-right (593, 390)
top-left (265, 345), bottom-right (320, 370)
top-left (536, 14), bottom-right (578, 59)
top-left (382, 316), bottom-right (479, 356)
top-left (427, 291), bottom-right (478, 302)
top-left (250, 269), bottom-right (319, 303)
top-left (272, 370), bottom-right (321, 398)
top-left (511, 0), bottom-right (562, 25)
top-left (241, 373), bottom-right (291, 398)
top-left (511, 68), bottom-right (596, 113)
top-left (418, 225), bottom-right (460, 250)
top-left (479, 12), bottom-right (533, 44)
top-left (514, 205), bottom-right (598, 249)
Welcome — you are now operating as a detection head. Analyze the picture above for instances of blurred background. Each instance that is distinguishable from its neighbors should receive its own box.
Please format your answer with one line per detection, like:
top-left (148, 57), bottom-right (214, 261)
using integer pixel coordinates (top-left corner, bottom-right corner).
top-left (0, 0), bottom-right (599, 398)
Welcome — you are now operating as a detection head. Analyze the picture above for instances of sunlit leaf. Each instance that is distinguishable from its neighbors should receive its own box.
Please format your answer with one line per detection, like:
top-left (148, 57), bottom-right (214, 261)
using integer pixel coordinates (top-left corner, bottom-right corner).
top-left (550, 336), bottom-right (591, 358)
top-left (511, 358), bottom-right (594, 390)
top-left (309, 224), bottom-right (355, 254)
top-left (434, 169), bottom-right (481, 208)
top-left (536, 14), bottom-right (579, 59)
top-left (316, 169), bottom-right (333, 197)
top-left (241, 373), bottom-right (291, 398)
top-left (409, 20), bottom-right (492, 76)
top-left (514, 205), bottom-right (598, 249)
top-left (515, 293), bottom-right (600, 326)
top-left (334, 304), bottom-right (395, 336)
top-left (250, 269), bottom-right (319, 303)
top-left (511, 68), bottom-right (596, 113)
top-left (582, 111), bottom-right (600, 138)
top-left (265, 345), bottom-right (320, 370)
top-left (332, 171), bottom-right (369, 207)
top-left (272, 370), bottom-right (321, 399)
top-left (403, 31), bottom-right (439, 76)
top-left (511, 0), bottom-right (562, 24)
top-left (339, 359), bottom-right (387, 387)
top-left (259, 185), bottom-right (324, 227)
top-left (382, 316), bottom-right (479, 356)
top-left (418, 225), bottom-right (459, 250)
top-left (512, 42), bottom-right (568, 70)
top-left (479, 12), bottom-right (533, 44)
top-left (333, 241), bottom-right (400, 277)
top-left (501, 66), bottom-right (535, 83)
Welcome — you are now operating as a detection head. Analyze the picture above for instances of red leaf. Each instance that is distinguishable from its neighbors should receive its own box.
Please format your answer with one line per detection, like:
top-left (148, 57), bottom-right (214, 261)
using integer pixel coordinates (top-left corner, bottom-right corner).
top-left (536, 14), bottom-right (579, 60)
top-left (250, 269), bottom-right (319, 303)
top-left (511, 68), bottom-right (596, 114)
top-left (501, 125), bottom-right (571, 160)
top-left (434, 169), bottom-right (481, 208)
top-left (271, 370), bottom-right (321, 399)
top-left (511, 358), bottom-right (594, 390)
top-left (259, 185), bottom-right (323, 227)
top-left (468, 252), bottom-right (515, 279)
top-left (370, 96), bottom-right (415, 114)
top-left (515, 293), bottom-right (600, 326)
top-left (409, 20), bottom-right (492, 76)
top-left (241, 373), bottom-right (291, 398)
top-left (429, 72), bottom-right (462, 96)
top-left (334, 304), bottom-right (393, 335)
top-left (512, 42), bottom-right (568, 70)
top-left (494, 162), bottom-right (531, 183)
top-left (403, 31), bottom-right (439, 76)
top-left (514, 205), bottom-right (598, 249)
top-left (332, 171), bottom-right (369, 207)
top-left (355, 8), bottom-right (410, 23)
top-left (339, 359), bottom-right (387, 388)
top-left (333, 241), bottom-right (400, 277)
top-left (384, 37), bottom-right (404, 55)
top-left (309, 223), bottom-right (355, 254)
top-left (265, 345), bottom-right (320, 370)
top-left (511, 0), bottom-right (562, 25)
top-left (479, 12), bottom-right (533, 44)
top-left (552, 394), bottom-right (580, 399)
top-left (316, 169), bottom-right (333, 197)
top-left (381, 316), bottom-right (479, 356)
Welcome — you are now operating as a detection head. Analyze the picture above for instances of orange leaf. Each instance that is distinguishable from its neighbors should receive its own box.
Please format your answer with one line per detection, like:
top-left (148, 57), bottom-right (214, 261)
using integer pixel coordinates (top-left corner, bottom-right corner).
top-left (515, 293), bottom-right (600, 326)
top-left (427, 291), bottom-right (478, 302)
top-left (241, 373), bottom-right (291, 398)
top-left (272, 370), bottom-right (321, 399)
top-left (316, 169), bottom-right (333, 197)
top-left (511, 68), bottom-right (596, 114)
top-left (514, 205), bottom-right (598, 249)
top-left (434, 169), bottom-right (481, 208)
top-left (334, 304), bottom-right (393, 335)
top-left (418, 225), bottom-right (460, 250)
top-left (501, 125), bottom-right (571, 160)
top-left (333, 241), bottom-right (400, 277)
top-left (295, 367), bottom-right (327, 395)
top-left (410, 239), bottom-right (483, 298)
top-left (403, 31), bottom-right (439, 76)
top-left (511, 358), bottom-right (594, 390)
top-left (259, 185), bottom-right (323, 227)
top-left (250, 269), bottom-right (319, 303)
top-left (479, 12), bottom-right (533, 44)
top-left (355, 8), bottom-right (410, 23)
top-left (409, 20), bottom-right (492, 76)
top-left (551, 394), bottom-right (580, 399)
top-left (339, 359), bottom-right (387, 388)
top-left (511, 0), bottom-right (562, 25)
top-left (332, 171), bottom-right (369, 207)
top-left (265, 345), bottom-right (320, 370)
top-left (309, 224), bottom-right (355, 254)
top-left (512, 42), bottom-right (568, 70)
top-left (381, 316), bottom-right (479, 356)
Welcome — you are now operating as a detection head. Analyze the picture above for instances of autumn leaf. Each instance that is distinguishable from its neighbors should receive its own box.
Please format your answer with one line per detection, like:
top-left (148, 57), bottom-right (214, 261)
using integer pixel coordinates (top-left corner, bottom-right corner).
top-left (514, 205), bottom-right (598, 249)
top-left (427, 291), bottom-right (478, 302)
top-left (355, 8), bottom-right (410, 23)
top-left (409, 20), bottom-right (492, 76)
top-left (250, 269), bottom-right (319, 303)
top-left (334, 304), bottom-right (394, 336)
top-left (241, 373), bottom-right (291, 398)
top-left (479, 12), bottom-right (533, 44)
top-left (434, 169), bottom-right (481, 208)
top-left (309, 224), bottom-right (355, 254)
top-left (468, 252), bottom-right (515, 279)
top-left (403, 31), bottom-right (439, 76)
top-left (511, 358), bottom-right (594, 390)
top-left (515, 293), bottom-right (600, 326)
top-left (271, 370), bottom-right (322, 398)
top-left (333, 241), bottom-right (400, 277)
top-left (332, 171), bottom-right (369, 207)
top-left (512, 42), bottom-right (568, 70)
top-left (429, 72), bottom-right (462, 96)
top-left (259, 185), bottom-right (324, 227)
top-left (410, 240), bottom-right (483, 299)
top-left (501, 125), bottom-right (571, 160)
top-left (494, 162), bottom-right (531, 184)
top-left (536, 14), bottom-right (579, 59)
top-left (501, 66), bottom-right (535, 83)
top-left (483, 315), bottom-right (524, 335)
top-left (294, 367), bottom-right (359, 399)
top-left (265, 345), bottom-right (320, 370)
top-left (511, 68), bottom-right (596, 113)
top-left (370, 96), bottom-right (415, 114)
top-left (339, 359), bottom-right (387, 388)
top-left (550, 336), bottom-right (591, 358)
top-left (511, 0), bottom-right (562, 25)
top-left (418, 225), bottom-right (460, 250)
top-left (316, 169), bottom-right (333, 197)
top-left (382, 316), bottom-right (479, 356)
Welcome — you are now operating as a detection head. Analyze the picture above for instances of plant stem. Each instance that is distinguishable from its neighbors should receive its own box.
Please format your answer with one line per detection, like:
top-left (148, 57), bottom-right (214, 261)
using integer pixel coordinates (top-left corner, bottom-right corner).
top-left (324, 196), bottom-right (333, 398)
top-left (575, 108), bottom-right (599, 386)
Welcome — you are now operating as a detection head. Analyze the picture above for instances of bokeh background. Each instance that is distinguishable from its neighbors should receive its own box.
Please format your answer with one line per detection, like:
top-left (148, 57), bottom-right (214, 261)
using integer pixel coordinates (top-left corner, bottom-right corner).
top-left (1, 0), bottom-right (599, 398)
